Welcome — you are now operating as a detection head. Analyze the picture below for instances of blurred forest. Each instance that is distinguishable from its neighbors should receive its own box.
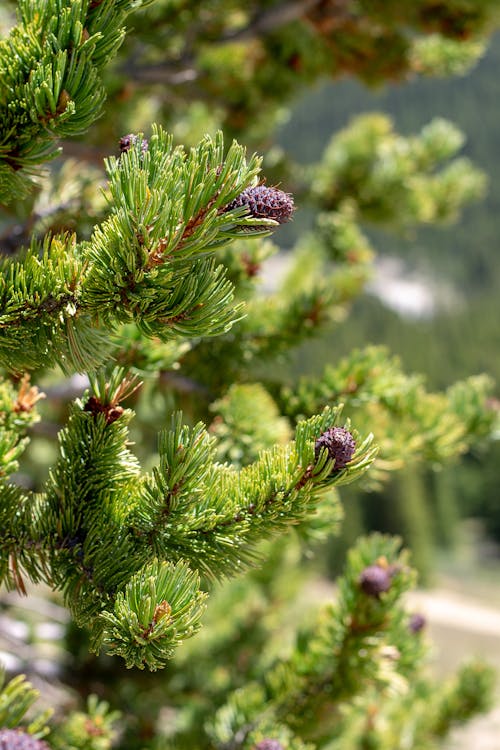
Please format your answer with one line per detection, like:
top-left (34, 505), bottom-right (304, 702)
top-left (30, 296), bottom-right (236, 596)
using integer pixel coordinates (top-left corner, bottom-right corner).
top-left (278, 33), bottom-right (500, 578)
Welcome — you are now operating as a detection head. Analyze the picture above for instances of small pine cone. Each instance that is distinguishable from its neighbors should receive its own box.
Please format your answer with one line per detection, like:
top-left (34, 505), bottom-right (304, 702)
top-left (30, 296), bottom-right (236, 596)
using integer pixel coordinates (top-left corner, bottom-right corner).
top-left (0, 729), bottom-right (50, 750)
top-left (119, 133), bottom-right (148, 155)
top-left (408, 613), bottom-right (426, 633)
top-left (314, 426), bottom-right (356, 472)
top-left (224, 185), bottom-right (294, 228)
top-left (359, 564), bottom-right (392, 597)
top-left (252, 741), bottom-right (284, 750)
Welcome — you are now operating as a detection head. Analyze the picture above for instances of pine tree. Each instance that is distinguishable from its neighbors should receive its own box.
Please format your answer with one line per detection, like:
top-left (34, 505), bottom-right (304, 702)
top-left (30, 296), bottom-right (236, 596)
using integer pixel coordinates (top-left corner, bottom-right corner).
top-left (0, 1), bottom-right (499, 748)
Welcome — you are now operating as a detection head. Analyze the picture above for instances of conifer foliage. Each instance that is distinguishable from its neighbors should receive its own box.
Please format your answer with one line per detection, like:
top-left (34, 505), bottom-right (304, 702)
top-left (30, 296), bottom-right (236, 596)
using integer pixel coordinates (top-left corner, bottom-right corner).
top-left (0, 1), bottom-right (499, 748)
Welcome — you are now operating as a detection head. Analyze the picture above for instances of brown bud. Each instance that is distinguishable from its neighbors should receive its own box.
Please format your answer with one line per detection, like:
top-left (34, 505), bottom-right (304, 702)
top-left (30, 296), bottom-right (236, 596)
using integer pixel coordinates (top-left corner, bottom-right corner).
top-left (83, 396), bottom-right (124, 425)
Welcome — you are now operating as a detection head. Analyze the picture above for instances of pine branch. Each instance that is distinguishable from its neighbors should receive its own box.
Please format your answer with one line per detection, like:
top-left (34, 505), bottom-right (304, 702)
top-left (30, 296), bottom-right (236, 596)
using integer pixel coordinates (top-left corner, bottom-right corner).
top-left (131, 407), bottom-right (375, 580)
top-left (311, 115), bottom-right (486, 228)
top-left (0, 374), bottom-right (43, 477)
top-left (0, 669), bottom-right (119, 749)
top-left (0, 368), bottom-right (375, 669)
top-left (0, 233), bottom-right (113, 373)
top-left (209, 535), bottom-right (419, 747)
top-left (123, 0), bottom-right (324, 86)
top-left (0, 130), bottom-right (281, 373)
top-left (0, 0), bottom-right (155, 202)
top-left (430, 662), bottom-right (496, 738)
top-left (280, 346), bottom-right (498, 481)
top-left (222, 0), bottom-right (323, 43)
top-left (0, 669), bottom-right (51, 738)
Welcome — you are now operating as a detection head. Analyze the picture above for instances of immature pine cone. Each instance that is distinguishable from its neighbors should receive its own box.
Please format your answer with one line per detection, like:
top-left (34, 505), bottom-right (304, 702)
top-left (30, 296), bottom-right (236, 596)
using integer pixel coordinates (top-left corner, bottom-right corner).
top-left (314, 426), bottom-right (356, 472)
top-left (119, 133), bottom-right (149, 154)
top-left (0, 729), bottom-right (50, 750)
top-left (408, 613), bottom-right (426, 633)
top-left (252, 741), bottom-right (284, 750)
top-left (359, 564), bottom-right (392, 597)
top-left (224, 185), bottom-right (294, 228)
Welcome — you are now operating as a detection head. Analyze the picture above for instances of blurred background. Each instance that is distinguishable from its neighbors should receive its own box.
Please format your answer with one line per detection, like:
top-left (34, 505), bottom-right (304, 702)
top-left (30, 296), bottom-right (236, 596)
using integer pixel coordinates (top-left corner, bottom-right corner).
top-left (276, 30), bottom-right (500, 585)
top-left (277, 32), bottom-right (500, 745)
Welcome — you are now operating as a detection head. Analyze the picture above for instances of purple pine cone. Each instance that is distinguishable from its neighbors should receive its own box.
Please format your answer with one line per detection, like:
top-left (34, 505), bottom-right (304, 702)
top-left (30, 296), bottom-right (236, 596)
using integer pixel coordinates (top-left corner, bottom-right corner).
top-left (314, 426), bottom-right (356, 472)
top-left (359, 565), bottom-right (392, 597)
top-left (408, 613), bottom-right (426, 633)
top-left (252, 741), bottom-right (284, 750)
top-left (0, 729), bottom-right (50, 750)
top-left (224, 185), bottom-right (294, 228)
top-left (119, 133), bottom-right (148, 155)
